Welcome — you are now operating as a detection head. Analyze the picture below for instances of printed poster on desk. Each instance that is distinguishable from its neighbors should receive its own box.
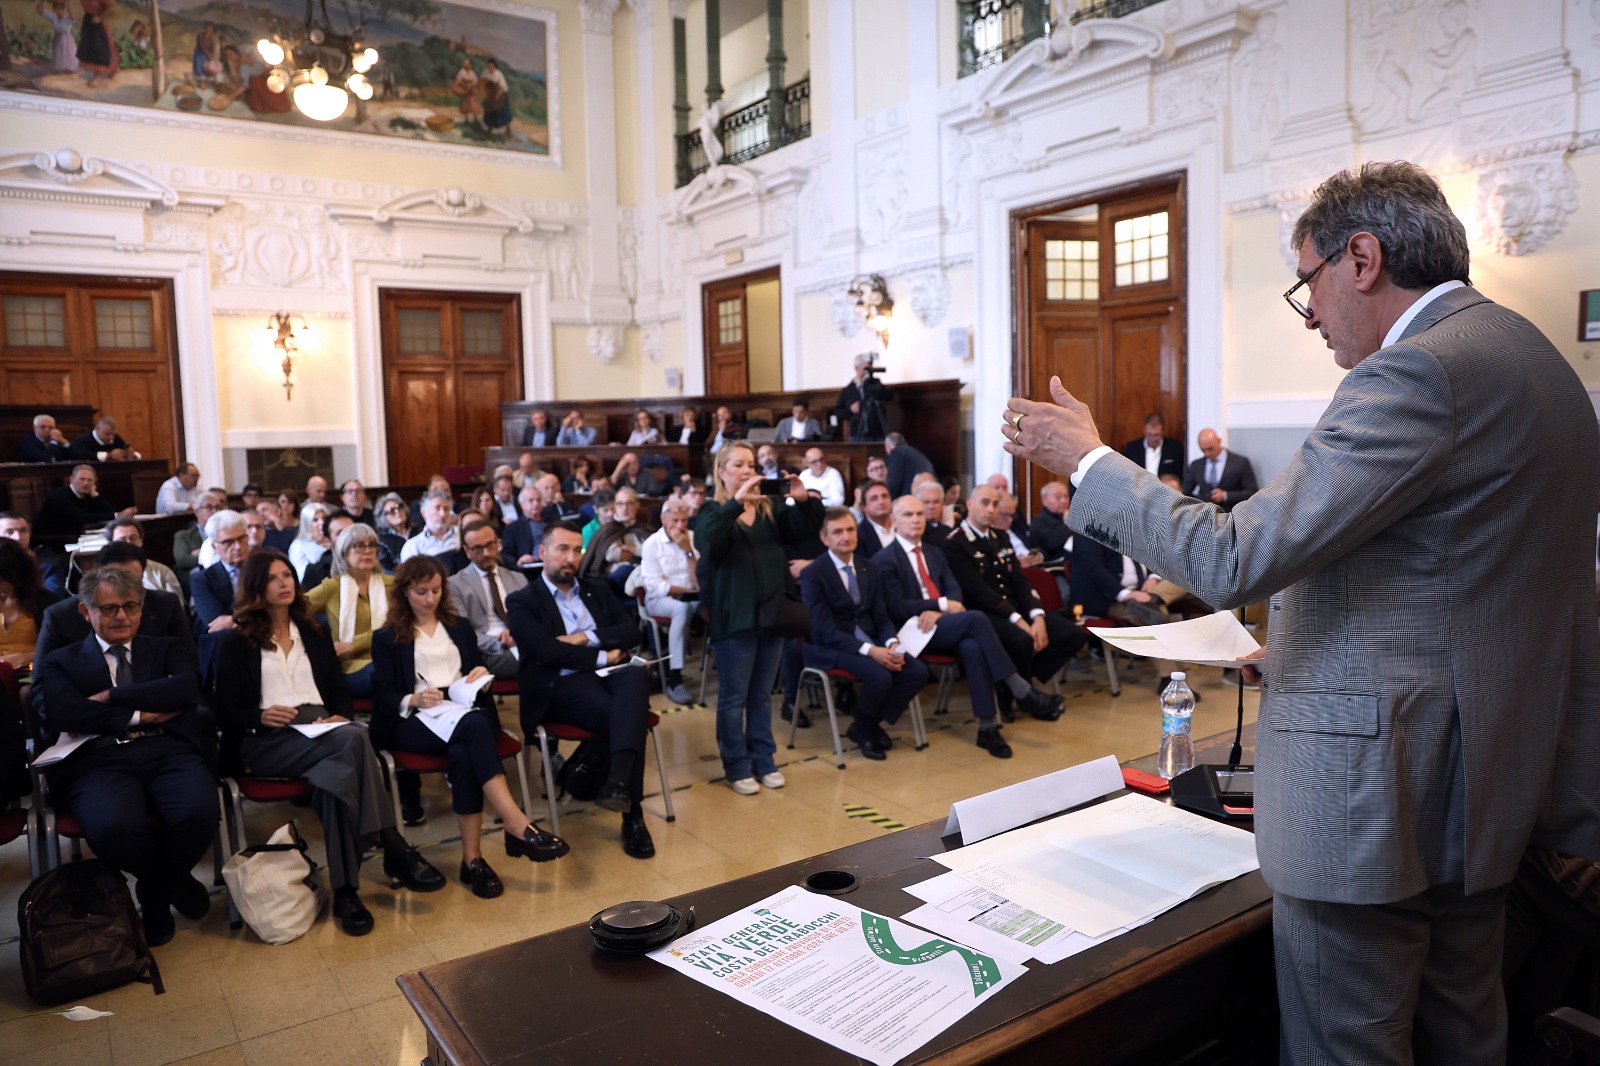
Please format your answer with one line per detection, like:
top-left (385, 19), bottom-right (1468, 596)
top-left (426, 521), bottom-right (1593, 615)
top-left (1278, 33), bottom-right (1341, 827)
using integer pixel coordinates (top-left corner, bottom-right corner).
top-left (649, 886), bottom-right (1024, 1066)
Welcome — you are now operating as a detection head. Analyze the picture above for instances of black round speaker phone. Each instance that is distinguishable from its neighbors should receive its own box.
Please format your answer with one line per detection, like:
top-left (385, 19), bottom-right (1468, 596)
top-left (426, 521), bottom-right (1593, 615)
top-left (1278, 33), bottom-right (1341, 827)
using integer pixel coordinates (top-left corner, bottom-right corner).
top-left (588, 900), bottom-right (695, 955)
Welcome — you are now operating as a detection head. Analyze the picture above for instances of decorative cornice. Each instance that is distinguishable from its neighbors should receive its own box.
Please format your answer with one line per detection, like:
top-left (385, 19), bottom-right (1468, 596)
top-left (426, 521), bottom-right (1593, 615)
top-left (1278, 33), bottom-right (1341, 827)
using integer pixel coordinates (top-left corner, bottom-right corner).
top-left (581, 0), bottom-right (621, 33)
top-left (359, 187), bottom-right (553, 234)
top-left (0, 147), bottom-right (180, 206)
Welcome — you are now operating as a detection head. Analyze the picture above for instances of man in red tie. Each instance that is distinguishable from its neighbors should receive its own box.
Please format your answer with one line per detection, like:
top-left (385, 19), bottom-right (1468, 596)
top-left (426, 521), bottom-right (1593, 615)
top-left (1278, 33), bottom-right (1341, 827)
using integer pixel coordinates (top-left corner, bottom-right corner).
top-left (872, 496), bottom-right (1065, 758)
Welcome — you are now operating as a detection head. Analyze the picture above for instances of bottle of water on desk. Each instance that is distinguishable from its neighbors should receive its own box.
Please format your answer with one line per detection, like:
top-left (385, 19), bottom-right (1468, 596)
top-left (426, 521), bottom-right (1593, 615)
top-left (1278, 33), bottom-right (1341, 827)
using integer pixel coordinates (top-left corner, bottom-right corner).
top-left (1158, 672), bottom-right (1195, 778)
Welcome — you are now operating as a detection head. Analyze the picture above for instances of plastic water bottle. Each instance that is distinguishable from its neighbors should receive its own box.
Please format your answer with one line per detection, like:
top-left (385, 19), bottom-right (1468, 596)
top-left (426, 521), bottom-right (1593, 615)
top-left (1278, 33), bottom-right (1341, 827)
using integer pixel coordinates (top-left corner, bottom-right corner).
top-left (1157, 672), bottom-right (1196, 779)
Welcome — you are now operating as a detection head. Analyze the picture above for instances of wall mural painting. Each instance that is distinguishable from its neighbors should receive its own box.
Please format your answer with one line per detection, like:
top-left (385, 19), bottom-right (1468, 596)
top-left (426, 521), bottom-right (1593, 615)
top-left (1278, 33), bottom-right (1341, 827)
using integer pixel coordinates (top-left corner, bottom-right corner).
top-left (0, 0), bottom-right (554, 155)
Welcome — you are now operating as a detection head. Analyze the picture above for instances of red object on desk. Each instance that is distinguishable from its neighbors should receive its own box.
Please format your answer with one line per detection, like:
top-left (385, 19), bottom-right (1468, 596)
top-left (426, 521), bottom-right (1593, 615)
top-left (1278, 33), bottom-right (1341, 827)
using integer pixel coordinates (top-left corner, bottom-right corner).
top-left (1122, 767), bottom-right (1171, 795)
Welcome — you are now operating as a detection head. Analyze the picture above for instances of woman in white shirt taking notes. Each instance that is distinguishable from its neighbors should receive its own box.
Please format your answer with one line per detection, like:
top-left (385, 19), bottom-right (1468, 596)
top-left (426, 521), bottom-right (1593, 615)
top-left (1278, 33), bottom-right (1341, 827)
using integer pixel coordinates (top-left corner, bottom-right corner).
top-left (371, 556), bottom-right (568, 900)
top-left (216, 550), bottom-right (445, 937)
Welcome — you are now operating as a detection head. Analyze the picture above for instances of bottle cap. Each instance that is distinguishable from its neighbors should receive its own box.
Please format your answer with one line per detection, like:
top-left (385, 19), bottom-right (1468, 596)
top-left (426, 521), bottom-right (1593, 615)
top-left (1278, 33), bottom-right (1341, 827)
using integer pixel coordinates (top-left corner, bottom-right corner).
top-left (1170, 671), bottom-right (1186, 681)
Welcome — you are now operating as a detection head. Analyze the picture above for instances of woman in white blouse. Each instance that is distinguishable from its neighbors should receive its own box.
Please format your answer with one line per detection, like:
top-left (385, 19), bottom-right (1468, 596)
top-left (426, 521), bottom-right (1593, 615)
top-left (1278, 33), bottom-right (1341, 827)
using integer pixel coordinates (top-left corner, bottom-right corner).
top-left (288, 501), bottom-right (333, 580)
top-left (216, 550), bottom-right (445, 937)
top-left (626, 408), bottom-right (662, 446)
top-left (371, 556), bottom-right (568, 899)
top-left (638, 495), bottom-right (698, 704)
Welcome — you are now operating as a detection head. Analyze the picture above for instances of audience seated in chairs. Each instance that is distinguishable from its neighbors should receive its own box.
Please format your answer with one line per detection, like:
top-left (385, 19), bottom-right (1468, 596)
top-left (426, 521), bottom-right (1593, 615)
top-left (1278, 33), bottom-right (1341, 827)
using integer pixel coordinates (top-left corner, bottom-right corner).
top-left (873, 496), bottom-right (1069, 754)
top-left (0, 537), bottom-right (60, 674)
top-left (522, 409), bottom-right (557, 448)
top-left (914, 480), bottom-right (956, 546)
top-left (626, 408), bottom-right (662, 447)
top-left (774, 397), bottom-right (823, 444)
top-left (15, 412), bottom-right (71, 464)
top-left (214, 551), bottom-right (445, 937)
top-left (538, 473), bottom-right (582, 526)
top-left (501, 482), bottom-right (546, 567)
top-left (639, 495), bottom-right (699, 704)
top-left (400, 491), bottom-right (459, 563)
top-left (172, 492), bottom-right (222, 586)
top-left (469, 487), bottom-right (503, 536)
top-left (372, 555), bottom-right (568, 898)
top-left (798, 448), bottom-right (845, 507)
top-left (674, 405), bottom-right (705, 448)
top-left (155, 462), bottom-right (204, 515)
top-left (0, 510), bottom-right (66, 595)
top-left (303, 522), bottom-right (391, 699)
top-left (262, 493), bottom-right (298, 553)
top-left (506, 523), bottom-right (656, 859)
top-left (485, 473), bottom-right (519, 526)
top-left (304, 475), bottom-right (330, 506)
top-left (853, 480), bottom-right (896, 561)
top-left (799, 508), bottom-right (930, 762)
top-left (35, 566), bottom-right (219, 947)
top-left (35, 541), bottom-right (190, 671)
top-left (944, 485), bottom-right (1087, 716)
top-left (611, 452), bottom-right (666, 497)
top-left (556, 410), bottom-right (597, 447)
top-left (561, 456), bottom-right (594, 497)
top-left (288, 501), bottom-right (334, 581)
top-left (447, 520), bottom-right (527, 679)
top-left (67, 415), bottom-right (138, 463)
top-left (578, 487), bottom-right (652, 597)
top-left (338, 479), bottom-right (375, 527)
top-left (1028, 481), bottom-right (1072, 564)
top-left (300, 512), bottom-right (356, 588)
top-left (35, 463), bottom-right (131, 541)
top-left (373, 492), bottom-right (411, 572)
top-left (190, 508), bottom-right (253, 686)
top-left (994, 492), bottom-right (1046, 570)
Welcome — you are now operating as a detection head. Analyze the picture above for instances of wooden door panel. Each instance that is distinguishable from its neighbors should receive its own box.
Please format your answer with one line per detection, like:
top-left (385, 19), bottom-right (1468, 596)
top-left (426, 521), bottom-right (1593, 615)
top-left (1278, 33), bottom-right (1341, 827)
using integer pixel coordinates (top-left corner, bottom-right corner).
top-left (1, 367), bottom-right (77, 406)
top-left (458, 369), bottom-right (515, 459)
top-left (1028, 314), bottom-right (1101, 505)
top-left (88, 366), bottom-right (173, 464)
top-left (704, 279), bottom-right (752, 396)
top-left (1107, 308), bottom-right (1180, 453)
top-left (388, 371), bottom-right (452, 486)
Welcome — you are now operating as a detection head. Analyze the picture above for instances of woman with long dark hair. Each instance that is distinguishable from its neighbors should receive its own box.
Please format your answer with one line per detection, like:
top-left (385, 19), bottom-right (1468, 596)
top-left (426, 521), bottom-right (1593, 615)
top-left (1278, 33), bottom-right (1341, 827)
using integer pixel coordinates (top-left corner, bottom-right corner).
top-left (697, 443), bottom-right (822, 794)
top-left (372, 556), bottom-right (567, 899)
top-left (215, 550), bottom-right (444, 936)
top-left (0, 537), bottom-right (58, 671)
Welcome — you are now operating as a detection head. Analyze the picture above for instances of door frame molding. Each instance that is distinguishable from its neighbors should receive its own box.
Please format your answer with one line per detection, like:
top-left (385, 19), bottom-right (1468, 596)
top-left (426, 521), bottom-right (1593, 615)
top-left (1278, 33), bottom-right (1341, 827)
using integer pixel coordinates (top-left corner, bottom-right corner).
top-left (700, 265), bottom-right (781, 395)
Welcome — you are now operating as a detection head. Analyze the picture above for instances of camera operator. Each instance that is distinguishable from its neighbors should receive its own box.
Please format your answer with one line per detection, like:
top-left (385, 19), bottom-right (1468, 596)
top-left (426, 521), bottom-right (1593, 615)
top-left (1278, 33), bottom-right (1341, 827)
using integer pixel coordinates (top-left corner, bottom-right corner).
top-left (833, 354), bottom-right (894, 441)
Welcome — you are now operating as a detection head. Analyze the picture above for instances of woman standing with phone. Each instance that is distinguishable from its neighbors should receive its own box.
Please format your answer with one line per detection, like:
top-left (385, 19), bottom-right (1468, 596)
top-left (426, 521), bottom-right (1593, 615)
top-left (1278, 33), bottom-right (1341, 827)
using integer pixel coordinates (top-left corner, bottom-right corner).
top-left (697, 443), bottom-right (822, 795)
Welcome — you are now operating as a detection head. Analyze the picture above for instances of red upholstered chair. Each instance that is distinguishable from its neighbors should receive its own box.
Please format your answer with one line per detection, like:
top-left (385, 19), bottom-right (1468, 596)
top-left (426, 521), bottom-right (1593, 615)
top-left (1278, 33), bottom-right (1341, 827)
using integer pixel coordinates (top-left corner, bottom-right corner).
top-left (918, 652), bottom-right (961, 717)
top-left (792, 645), bottom-right (928, 768)
top-left (0, 803), bottom-right (34, 879)
top-left (442, 464), bottom-right (483, 486)
top-left (378, 726), bottom-right (533, 836)
top-left (634, 588), bottom-right (676, 697)
top-left (533, 713), bottom-right (674, 835)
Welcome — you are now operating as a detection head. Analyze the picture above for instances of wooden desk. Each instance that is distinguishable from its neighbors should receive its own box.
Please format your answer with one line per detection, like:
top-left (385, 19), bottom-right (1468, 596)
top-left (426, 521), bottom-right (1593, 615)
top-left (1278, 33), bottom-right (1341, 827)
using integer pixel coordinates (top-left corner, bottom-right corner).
top-left (0, 459), bottom-right (169, 530)
top-left (399, 732), bottom-right (1274, 1065)
top-left (483, 445), bottom-right (695, 490)
top-left (0, 404), bottom-right (96, 463)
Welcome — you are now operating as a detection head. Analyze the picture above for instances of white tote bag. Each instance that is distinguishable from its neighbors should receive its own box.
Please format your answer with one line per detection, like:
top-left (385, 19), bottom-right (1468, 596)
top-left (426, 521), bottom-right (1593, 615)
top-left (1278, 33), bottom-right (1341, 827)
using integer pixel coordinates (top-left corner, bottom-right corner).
top-left (221, 821), bottom-right (326, 945)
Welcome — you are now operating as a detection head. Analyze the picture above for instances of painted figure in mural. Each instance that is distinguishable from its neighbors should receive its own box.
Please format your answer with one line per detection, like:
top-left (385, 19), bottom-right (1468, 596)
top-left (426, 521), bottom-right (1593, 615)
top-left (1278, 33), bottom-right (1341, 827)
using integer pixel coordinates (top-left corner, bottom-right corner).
top-left (194, 23), bottom-right (221, 80)
top-left (450, 57), bottom-right (482, 125)
top-left (75, 0), bottom-right (119, 86)
top-left (127, 19), bottom-right (151, 49)
top-left (37, 0), bottom-right (80, 73)
top-left (482, 58), bottom-right (512, 137)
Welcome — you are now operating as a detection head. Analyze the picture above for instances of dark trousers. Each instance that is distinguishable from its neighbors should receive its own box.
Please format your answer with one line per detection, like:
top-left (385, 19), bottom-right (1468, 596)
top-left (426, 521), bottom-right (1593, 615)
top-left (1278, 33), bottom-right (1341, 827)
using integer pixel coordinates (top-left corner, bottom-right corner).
top-left (1274, 883), bottom-right (1512, 1065)
top-left (59, 735), bottom-right (219, 905)
top-left (987, 610), bottom-right (1085, 683)
top-left (544, 667), bottom-right (650, 807)
top-left (803, 647), bottom-right (929, 726)
top-left (918, 611), bottom-right (1015, 722)
top-left (388, 710), bottom-right (508, 816)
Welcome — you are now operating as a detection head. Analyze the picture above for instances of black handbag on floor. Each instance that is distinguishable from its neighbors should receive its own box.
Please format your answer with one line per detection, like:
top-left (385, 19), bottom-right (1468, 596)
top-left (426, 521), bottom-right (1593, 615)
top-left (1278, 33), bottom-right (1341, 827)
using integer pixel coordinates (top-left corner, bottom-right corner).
top-left (18, 858), bottom-right (164, 1005)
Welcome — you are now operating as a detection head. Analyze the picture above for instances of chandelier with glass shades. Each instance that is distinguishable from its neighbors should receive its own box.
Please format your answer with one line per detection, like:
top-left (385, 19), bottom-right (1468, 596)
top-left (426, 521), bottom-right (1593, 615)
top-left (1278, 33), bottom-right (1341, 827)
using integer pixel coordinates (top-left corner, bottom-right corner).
top-left (256, 0), bottom-right (378, 122)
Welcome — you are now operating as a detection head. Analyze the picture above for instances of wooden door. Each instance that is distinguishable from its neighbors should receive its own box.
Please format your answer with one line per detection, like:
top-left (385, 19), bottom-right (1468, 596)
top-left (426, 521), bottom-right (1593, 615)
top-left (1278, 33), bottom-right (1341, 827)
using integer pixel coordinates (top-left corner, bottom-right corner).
top-left (703, 278), bottom-right (750, 395)
top-left (379, 290), bottom-right (521, 486)
top-left (0, 274), bottom-right (184, 463)
top-left (1014, 178), bottom-right (1185, 510)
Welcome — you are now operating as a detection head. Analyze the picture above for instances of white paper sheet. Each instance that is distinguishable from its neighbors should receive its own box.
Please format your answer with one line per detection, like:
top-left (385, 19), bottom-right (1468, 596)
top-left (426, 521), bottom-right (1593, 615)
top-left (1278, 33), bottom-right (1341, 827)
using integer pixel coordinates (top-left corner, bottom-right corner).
top-left (414, 701), bottom-right (473, 742)
top-left (934, 793), bottom-right (1260, 938)
top-left (32, 733), bottom-right (97, 767)
top-left (894, 617), bottom-right (937, 658)
top-left (597, 654), bottom-right (660, 677)
top-left (1091, 610), bottom-right (1260, 668)
top-left (942, 754), bottom-right (1123, 844)
top-left (447, 673), bottom-right (493, 707)
top-left (289, 721), bottom-right (352, 739)
top-left (650, 885), bottom-right (1024, 1066)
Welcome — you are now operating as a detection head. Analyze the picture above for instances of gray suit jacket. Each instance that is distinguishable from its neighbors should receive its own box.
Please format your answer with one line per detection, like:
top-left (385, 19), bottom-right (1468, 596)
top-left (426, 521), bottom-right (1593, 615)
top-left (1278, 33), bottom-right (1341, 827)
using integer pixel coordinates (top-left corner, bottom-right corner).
top-left (448, 564), bottom-right (530, 659)
top-left (1068, 286), bottom-right (1600, 904)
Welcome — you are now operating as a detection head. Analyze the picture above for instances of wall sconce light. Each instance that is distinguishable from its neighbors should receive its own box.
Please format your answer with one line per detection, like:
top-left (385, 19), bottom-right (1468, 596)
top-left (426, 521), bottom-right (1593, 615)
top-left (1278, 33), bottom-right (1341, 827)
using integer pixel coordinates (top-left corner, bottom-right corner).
top-left (265, 311), bottom-right (309, 400)
top-left (848, 274), bottom-right (894, 346)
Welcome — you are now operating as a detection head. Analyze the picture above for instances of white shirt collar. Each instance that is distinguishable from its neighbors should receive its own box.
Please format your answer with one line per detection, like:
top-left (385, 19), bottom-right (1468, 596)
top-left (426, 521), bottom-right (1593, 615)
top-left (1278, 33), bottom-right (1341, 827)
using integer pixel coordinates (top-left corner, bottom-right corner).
top-left (894, 534), bottom-right (923, 554)
top-left (1382, 281), bottom-right (1466, 349)
top-left (828, 550), bottom-right (856, 572)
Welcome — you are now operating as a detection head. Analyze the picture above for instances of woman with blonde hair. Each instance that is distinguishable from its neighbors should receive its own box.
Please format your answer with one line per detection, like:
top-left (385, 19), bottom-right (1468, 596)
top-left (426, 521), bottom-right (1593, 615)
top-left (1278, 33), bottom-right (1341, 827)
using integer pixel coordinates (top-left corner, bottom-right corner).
top-left (289, 500), bottom-right (333, 581)
top-left (696, 443), bottom-right (822, 794)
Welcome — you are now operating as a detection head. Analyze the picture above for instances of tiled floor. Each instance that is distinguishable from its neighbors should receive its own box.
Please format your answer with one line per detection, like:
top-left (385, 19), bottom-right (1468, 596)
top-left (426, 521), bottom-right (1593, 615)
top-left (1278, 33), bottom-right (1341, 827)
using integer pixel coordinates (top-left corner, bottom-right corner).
top-left (2, 656), bottom-right (1259, 1065)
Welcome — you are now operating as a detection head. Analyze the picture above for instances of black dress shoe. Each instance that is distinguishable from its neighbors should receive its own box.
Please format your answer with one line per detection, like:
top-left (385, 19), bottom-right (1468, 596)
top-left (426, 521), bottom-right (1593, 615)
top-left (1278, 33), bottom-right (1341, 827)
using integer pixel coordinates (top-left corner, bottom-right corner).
top-left (333, 889), bottom-right (374, 936)
top-left (1018, 689), bottom-right (1064, 721)
top-left (459, 858), bottom-right (504, 899)
top-left (594, 780), bottom-right (632, 814)
top-left (505, 823), bottom-right (570, 862)
top-left (780, 701), bottom-right (811, 729)
top-left (976, 726), bottom-right (1013, 759)
top-left (872, 724), bottom-right (895, 751)
top-left (845, 722), bottom-right (887, 761)
top-left (383, 846), bottom-right (446, 892)
top-left (621, 813), bottom-right (655, 859)
top-left (172, 874), bottom-right (212, 921)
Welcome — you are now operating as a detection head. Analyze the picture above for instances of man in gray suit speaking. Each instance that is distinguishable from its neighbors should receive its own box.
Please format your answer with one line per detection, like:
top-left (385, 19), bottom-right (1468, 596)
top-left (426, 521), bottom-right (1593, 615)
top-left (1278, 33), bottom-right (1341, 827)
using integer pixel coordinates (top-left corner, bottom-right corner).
top-left (1002, 162), bottom-right (1599, 1064)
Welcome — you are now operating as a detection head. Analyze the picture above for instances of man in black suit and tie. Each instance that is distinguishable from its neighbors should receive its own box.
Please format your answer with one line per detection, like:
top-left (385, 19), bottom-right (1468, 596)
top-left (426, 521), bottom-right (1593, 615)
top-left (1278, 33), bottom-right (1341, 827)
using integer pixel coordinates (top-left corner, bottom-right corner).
top-left (1182, 428), bottom-right (1259, 511)
top-left (66, 415), bottom-right (137, 462)
top-left (34, 542), bottom-right (190, 668)
top-left (1121, 412), bottom-right (1183, 480)
top-left (873, 497), bottom-right (1065, 752)
top-left (883, 433), bottom-right (935, 499)
top-left (15, 413), bottom-right (71, 463)
top-left (35, 566), bottom-right (219, 946)
top-left (798, 508), bottom-right (930, 761)
top-left (190, 509), bottom-right (252, 685)
top-left (506, 523), bottom-right (656, 859)
top-left (1028, 481), bottom-right (1073, 563)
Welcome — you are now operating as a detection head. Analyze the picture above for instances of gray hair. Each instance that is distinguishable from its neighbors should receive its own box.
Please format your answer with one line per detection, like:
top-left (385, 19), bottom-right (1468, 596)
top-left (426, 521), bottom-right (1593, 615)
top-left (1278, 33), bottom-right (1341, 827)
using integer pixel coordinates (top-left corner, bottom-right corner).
top-left (421, 490), bottom-right (453, 510)
top-left (660, 496), bottom-right (690, 516)
top-left (78, 565), bottom-right (143, 609)
top-left (331, 521), bottom-right (380, 576)
top-left (297, 501), bottom-right (331, 540)
top-left (375, 491), bottom-right (408, 532)
top-left (205, 509), bottom-right (246, 541)
top-left (1290, 161), bottom-right (1469, 291)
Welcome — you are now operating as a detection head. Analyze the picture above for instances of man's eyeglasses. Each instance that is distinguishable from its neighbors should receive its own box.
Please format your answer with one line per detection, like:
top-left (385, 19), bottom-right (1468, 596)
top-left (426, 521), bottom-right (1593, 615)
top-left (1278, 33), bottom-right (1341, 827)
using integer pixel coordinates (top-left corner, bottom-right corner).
top-left (1283, 252), bottom-right (1341, 319)
top-left (92, 601), bottom-right (143, 616)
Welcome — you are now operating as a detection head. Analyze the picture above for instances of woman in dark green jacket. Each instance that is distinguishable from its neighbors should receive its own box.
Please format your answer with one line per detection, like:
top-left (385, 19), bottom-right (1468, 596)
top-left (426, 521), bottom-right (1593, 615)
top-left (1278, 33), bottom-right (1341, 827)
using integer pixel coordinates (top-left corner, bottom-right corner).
top-left (697, 442), bottom-right (822, 794)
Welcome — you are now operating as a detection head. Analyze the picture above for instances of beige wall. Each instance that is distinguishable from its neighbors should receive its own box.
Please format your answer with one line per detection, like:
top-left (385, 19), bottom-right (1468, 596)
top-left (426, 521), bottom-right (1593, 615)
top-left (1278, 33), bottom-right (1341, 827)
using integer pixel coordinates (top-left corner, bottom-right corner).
top-left (793, 265), bottom-right (975, 394)
top-left (746, 276), bottom-right (783, 392)
top-left (854, 0), bottom-right (909, 117)
top-left (213, 316), bottom-right (355, 433)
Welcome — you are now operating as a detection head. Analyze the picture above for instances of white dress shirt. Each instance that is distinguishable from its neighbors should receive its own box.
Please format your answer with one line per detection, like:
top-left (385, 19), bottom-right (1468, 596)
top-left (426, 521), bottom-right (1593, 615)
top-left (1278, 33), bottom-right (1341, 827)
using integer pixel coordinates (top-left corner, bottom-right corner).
top-left (400, 623), bottom-right (464, 714)
top-left (799, 465), bottom-right (845, 507)
top-left (639, 527), bottom-right (697, 599)
top-left (155, 477), bottom-right (203, 515)
top-left (259, 627), bottom-right (325, 709)
top-left (399, 526), bottom-right (460, 562)
top-left (893, 534), bottom-right (950, 611)
top-left (863, 518), bottom-right (895, 549)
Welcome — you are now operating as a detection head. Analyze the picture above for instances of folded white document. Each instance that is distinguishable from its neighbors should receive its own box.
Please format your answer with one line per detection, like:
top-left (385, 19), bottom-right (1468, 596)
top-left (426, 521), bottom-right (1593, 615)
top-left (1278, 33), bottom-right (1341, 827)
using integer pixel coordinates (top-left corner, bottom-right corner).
top-left (32, 733), bottom-right (97, 767)
top-left (943, 754), bottom-right (1124, 844)
top-left (1091, 610), bottom-right (1260, 668)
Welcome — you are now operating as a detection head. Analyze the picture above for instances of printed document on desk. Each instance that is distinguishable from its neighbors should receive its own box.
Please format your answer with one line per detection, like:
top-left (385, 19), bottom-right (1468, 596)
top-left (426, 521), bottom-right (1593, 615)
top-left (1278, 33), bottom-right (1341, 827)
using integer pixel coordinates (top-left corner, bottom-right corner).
top-left (934, 793), bottom-right (1259, 938)
top-left (650, 885), bottom-right (1024, 1066)
top-left (1092, 610), bottom-right (1260, 668)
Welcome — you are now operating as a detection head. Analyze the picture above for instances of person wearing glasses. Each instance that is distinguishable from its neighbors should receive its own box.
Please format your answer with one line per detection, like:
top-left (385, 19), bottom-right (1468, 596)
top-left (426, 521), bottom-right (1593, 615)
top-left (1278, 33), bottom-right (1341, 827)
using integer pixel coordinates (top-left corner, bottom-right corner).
top-left (304, 523), bottom-right (391, 698)
top-left (338, 479), bottom-right (375, 527)
top-left (1002, 161), bottom-right (1600, 1066)
top-left (373, 492), bottom-right (411, 572)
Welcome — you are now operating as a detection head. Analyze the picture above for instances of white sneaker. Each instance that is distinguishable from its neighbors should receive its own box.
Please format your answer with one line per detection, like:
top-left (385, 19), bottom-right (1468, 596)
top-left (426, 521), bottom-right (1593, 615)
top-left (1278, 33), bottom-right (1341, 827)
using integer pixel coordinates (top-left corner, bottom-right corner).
top-left (728, 777), bottom-right (760, 795)
top-left (759, 771), bottom-right (786, 789)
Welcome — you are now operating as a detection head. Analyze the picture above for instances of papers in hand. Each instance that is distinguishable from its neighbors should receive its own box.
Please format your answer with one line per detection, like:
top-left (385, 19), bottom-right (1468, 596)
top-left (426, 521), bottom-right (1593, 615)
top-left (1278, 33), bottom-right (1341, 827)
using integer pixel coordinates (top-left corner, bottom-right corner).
top-left (894, 617), bottom-right (936, 658)
top-left (933, 793), bottom-right (1259, 938)
top-left (412, 674), bottom-right (494, 742)
top-left (1091, 610), bottom-right (1260, 668)
top-left (597, 654), bottom-right (660, 677)
top-left (943, 754), bottom-right (1124, 844)
top-left (290, 721), bottom-right (351, 738)
top-left (33, 733), bottom-right (96, 767)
